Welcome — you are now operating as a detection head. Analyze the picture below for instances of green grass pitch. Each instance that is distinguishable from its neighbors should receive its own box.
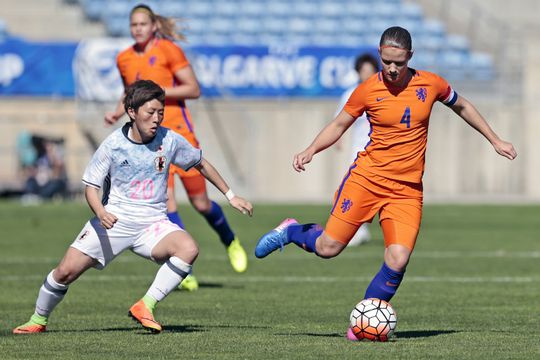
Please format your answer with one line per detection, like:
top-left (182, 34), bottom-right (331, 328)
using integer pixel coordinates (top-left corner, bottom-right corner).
top-left (0, 201), bottom-right (539, 359)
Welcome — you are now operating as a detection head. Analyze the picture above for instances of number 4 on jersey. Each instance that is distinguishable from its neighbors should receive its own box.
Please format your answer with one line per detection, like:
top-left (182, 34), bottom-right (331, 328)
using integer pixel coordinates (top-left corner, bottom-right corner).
top-left (400, 107), bottom-right (411, 128)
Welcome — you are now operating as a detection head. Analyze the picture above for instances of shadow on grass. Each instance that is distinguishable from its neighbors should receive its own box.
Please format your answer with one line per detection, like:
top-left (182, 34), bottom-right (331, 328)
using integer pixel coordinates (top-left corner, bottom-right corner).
top-left (275, 332), bottom-right (343, 338)
top-left (274, 329), bottom-right (459, 340)
top-left (396, 330), bottom-right (459, 338)
top-left (38, 324), bottom-right (206, 334)
top-left (175, 282), bottom-right (245, 291)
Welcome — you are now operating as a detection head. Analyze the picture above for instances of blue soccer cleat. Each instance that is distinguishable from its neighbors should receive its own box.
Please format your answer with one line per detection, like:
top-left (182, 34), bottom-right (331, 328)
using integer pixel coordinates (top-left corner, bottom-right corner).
top-left (255, 218), bottom-right (298, 258)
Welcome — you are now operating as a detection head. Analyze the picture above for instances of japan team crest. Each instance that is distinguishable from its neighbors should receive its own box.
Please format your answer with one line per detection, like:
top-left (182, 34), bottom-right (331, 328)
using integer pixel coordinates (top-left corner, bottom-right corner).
top-left (154, 155), bottom-right (167, 172)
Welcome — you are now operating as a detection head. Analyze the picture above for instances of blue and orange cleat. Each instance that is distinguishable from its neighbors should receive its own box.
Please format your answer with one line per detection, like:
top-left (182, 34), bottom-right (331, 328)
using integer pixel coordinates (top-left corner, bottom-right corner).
top-left (255, 218), bottom-right (298, 258)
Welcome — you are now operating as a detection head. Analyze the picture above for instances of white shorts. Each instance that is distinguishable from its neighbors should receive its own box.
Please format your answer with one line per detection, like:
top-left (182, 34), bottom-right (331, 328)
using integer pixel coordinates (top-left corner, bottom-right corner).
top-left (71, 217), bottom-right (182, 270)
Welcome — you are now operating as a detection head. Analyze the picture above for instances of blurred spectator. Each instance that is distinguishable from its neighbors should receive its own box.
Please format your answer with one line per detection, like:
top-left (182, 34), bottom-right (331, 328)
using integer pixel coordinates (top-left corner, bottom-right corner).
top-left (334, 53), bottom-right (380, 246)
top-left (17, 132), bottom-right (68, 204)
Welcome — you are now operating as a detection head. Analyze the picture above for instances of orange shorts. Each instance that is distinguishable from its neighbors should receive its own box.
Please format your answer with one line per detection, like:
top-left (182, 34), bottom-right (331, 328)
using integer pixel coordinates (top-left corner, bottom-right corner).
top-left (325, 170), bottom-right (423, 251)
top-left (166, 130), bottom-right (207, 197)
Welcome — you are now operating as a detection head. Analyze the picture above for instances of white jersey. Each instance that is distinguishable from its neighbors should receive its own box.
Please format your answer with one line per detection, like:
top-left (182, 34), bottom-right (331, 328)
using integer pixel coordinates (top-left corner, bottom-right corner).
top-left (82, 123), bottom-right (202, 222)
top-left (336, 84), bottom-right (372, 162)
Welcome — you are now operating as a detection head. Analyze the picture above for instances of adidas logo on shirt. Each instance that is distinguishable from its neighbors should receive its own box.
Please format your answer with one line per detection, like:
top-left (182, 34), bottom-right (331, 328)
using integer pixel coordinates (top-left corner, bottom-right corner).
top-left (120, 160), bottom-right (130, 167)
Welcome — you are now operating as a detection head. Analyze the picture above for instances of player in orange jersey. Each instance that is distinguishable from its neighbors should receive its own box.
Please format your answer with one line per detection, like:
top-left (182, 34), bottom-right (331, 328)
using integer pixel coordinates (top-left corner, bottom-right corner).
top-left (105, 4), bottom-right (248, 290)
top-left (255, 27), bottom-right (517, 340)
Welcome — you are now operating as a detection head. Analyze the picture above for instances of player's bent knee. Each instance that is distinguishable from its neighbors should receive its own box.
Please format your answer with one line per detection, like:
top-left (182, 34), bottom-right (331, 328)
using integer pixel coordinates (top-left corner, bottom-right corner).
top-left (53, 266), bottom-right (75, 285)
top-left (173, 238), bottom-right (199, 263)
top-left (384, 246), bottom-right (411, 271)
top-left (316, 234), bottom-right (346, 258)
top-left (190, 195), bottom-right (211, 213)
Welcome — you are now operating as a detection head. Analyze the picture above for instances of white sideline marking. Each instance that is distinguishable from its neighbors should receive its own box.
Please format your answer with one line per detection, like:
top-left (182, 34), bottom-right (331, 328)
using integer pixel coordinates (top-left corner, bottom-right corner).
top-left (0, 275), bottom-right (536, 283)
top-left (1, 250), bottom-right (538, 265)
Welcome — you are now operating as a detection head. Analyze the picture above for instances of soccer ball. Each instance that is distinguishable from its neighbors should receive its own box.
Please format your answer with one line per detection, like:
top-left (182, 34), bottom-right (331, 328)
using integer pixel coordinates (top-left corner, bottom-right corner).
top-left (349, 298), bottom-right (397, 341)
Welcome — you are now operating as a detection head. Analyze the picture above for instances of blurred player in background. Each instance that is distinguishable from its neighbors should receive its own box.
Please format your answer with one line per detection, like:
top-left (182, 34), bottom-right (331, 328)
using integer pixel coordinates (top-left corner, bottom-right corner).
top-left (14, 80), bottom-right (252, 334)
top-left (254, 27), bottom-right (517, 339)
top-left (104, 4), bottom-right (248, 291)
top-left (335, 54), bottom-right (379, 246)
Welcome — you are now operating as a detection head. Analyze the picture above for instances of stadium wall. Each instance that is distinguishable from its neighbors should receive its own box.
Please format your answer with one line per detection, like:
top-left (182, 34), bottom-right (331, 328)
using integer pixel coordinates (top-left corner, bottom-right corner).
top-left (0, 89), bottom-right (535, 203)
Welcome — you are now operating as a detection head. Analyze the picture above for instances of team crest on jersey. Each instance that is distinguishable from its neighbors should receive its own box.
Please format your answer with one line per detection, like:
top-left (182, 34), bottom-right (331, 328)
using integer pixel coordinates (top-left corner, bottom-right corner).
top-left (154, 155), bottom-right (167, 172)
top-left (341, 198), bottom-right (353, 213)
top-left (149, 56), bottom-right (157, 66)
top-left (416, 87), bottom-right (427, 102)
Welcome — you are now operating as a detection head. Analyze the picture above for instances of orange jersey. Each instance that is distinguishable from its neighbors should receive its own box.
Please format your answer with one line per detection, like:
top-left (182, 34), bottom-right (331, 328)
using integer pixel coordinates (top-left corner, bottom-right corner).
top-left (344, 70), bottom-right (458, 183)
top-left (116, 39), bottom-right (195, 137)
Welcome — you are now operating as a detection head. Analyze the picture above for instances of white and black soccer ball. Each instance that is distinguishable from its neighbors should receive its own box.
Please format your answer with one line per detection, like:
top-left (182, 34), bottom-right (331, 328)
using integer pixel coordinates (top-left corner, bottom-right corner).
top-left (350, 298), bottom-right (397, 341)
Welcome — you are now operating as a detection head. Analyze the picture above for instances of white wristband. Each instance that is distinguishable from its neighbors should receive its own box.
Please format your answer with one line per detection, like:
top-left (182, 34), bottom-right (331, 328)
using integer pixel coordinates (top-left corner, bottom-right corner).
top-left (225, 189), bottom-right (235, 201)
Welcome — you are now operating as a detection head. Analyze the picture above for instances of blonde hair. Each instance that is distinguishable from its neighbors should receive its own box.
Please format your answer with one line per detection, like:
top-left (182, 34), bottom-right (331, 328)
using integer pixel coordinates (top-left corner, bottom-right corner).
top-left (130, 4), bottom-right (186, 42)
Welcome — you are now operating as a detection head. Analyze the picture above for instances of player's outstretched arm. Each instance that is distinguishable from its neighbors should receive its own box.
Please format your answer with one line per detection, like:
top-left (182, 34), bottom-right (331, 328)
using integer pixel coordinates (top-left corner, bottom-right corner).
top-left (84, 186), bottom-right (118, 229)
top-left (104, 93), bottom-right (126, 126)
top-left (450, 95), bottom-right (517, 160)
top-left (293, 110), bottom-right (356, 172)
top-left (195, 159), bottom-right (253, 216)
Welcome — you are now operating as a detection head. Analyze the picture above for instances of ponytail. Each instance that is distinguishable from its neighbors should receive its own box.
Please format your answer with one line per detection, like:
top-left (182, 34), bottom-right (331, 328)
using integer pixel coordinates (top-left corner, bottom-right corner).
top-left (155, 14), bottom-right (186, 41)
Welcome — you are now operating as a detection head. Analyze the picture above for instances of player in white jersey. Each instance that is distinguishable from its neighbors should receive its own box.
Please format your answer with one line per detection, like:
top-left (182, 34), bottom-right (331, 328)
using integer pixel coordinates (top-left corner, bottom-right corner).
top-left (334, 54), bottom-right (379, 246)
top-left (13, 80), bottom-right (253, 334)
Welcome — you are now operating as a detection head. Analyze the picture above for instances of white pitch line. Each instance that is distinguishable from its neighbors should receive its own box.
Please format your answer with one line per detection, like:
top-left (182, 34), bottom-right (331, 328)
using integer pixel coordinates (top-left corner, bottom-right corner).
top-left (0, 250), bottom-right (538, 265)
top-left (0, 275), bottom-right (537, 283)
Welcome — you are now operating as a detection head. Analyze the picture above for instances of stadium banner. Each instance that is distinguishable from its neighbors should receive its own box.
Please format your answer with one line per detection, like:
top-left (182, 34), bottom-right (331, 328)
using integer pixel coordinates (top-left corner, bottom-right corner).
top-left (0, 37), bottom-right (76, 96)
top-left (1, 37), bottom-right (377, 98)
top-left (74, 39), bottom-right (378, 99)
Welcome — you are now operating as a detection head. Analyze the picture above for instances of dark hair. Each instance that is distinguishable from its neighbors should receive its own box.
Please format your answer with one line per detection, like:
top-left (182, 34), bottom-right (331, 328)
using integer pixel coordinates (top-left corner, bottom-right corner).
top-left (380, 26), bottom-right (412, 51)
top-left (124, 80), bottom-right (165, 118)
top-left (354, 54), bottom-right (380, 73)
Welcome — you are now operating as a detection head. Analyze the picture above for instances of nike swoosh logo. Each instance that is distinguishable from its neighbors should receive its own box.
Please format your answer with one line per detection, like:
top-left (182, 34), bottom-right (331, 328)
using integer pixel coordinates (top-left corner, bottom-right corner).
top-left (376, 97), bottom-right (386, 102)
top-left (385, 281), bottom-right (398, 287)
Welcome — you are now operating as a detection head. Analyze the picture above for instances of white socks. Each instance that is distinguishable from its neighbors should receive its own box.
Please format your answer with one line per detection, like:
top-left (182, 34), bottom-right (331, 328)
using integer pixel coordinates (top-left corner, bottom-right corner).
top-left (146, 257), bottom-right (192, 302)
top-left (35, 270), bottom-right (69, 317)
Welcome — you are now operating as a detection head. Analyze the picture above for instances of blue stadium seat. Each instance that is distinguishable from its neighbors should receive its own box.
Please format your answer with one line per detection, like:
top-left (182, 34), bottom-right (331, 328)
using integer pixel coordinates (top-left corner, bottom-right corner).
top-left (446, 34), bottom-right (470, 53)
top-left (230, 33), bottom-right (260, 46)
top-left (468, 52), bottom-right (495, 80)
top-left (319, 3), bottom-right (342, 18)
top-left (415, 35), bottom-right (444, 51)
top-left (202, 34), bottom-right (232, 45)
top-left (81, 0), bottom-right (107, 21)
top-left (345, 2), bottom-right (371, 18)
top-left (185, 18), bottom-right (208, 36)
top-left (213, 2), bottom-right (238, 17)
top-left (185, 2), bottom-right (214, 17)
top-left (159, 2), bottom-right (185, 18)
top-left (292, 2), bottom-right (317, 17)
top-left (261, 18), bottom-right (286, 36)
top-left (421, 19), bottom-right (446, 37)
top-left (400, 3), bottom-right (424, 21)
top-left (207, 17), bottom-right (236, 35)
top-left (236, 18), bottom-right (261, 35)
top-left (309, 34), bottom-right (338, 46)
top-left (105, 17), bottom-right (129, 37)
top-left (266, 2), bottom-right (290, 17)
top-left (314, 19), bottom-right (341, 35)
top-left (238, 1), bottom-right (267, 17)
top-left (288, 18), bottom-right (311, 35)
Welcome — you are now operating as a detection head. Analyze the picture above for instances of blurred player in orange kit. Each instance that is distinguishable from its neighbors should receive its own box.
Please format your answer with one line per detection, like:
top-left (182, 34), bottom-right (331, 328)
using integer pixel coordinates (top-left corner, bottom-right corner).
top-left (334, 53), bottom-right (380, 246)
top-left (254, 26), bottom-right (517, 339)
top-left (105, 4), bottom-right (248, 291)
